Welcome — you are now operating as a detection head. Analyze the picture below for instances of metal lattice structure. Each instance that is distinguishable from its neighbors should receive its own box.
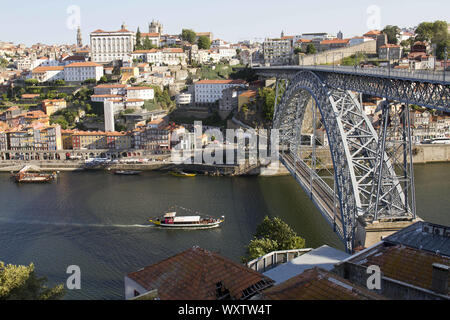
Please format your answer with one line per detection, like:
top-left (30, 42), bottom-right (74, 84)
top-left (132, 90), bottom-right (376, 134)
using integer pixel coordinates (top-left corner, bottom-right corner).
top-left (256, 66), bottom-right (450, 253)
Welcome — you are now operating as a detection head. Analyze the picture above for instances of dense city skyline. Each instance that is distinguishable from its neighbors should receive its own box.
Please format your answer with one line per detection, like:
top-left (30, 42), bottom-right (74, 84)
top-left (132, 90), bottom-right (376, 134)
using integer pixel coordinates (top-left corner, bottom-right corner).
top-left (0, 0), bottom-right (449, 46)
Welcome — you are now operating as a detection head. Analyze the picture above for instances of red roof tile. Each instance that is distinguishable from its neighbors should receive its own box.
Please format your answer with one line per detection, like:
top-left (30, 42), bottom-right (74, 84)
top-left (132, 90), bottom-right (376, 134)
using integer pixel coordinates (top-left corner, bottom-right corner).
top-left (126, 247), bottom-right (274, 300)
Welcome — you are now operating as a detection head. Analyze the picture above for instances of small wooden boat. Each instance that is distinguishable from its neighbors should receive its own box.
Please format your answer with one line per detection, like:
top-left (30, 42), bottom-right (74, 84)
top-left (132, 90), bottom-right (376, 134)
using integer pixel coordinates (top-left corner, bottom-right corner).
top-left (114, 170), bottom-right (142, 175)
top-left (170, 171), bottom-right (196, 177)
top-left (149, 212), bottom-right (225, 229)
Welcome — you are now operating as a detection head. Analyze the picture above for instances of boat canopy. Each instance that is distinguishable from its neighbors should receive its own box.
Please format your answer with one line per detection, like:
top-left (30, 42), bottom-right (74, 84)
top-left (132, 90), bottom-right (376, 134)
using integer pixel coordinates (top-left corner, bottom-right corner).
top-left (163, 212), bottom-right (177, 218)
top-left (173, 216), bottom-right (201, 223)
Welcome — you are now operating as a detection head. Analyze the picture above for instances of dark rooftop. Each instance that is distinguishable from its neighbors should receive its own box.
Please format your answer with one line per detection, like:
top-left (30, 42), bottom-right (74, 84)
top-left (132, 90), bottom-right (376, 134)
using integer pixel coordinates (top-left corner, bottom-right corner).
top-left (126, 246), bottom-right (274, 300)
top-left (384, 221), bottom-right (450, 257)
top-left (260, 267), bottom-right (385, 300)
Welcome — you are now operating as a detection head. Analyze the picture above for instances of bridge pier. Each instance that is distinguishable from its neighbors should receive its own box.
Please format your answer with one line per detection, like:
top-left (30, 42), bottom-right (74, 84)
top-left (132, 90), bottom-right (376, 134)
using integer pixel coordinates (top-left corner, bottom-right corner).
top-left (363, 218), bottom-right (423, 248)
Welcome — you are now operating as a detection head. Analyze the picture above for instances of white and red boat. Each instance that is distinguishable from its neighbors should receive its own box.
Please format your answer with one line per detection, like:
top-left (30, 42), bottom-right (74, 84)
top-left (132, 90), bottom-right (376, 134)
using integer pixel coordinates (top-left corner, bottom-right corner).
top-left (149, 212), bottom-right (225, 229)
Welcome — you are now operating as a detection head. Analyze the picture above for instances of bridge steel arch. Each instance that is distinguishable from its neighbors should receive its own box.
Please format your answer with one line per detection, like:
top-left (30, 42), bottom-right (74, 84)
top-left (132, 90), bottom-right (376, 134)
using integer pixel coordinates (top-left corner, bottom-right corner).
top-left (274, 71), bottom-right (411, 253)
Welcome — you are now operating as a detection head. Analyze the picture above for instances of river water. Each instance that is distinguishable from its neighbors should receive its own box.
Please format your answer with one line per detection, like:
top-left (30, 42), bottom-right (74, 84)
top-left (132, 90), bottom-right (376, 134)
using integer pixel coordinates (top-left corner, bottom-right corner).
top-left (0, 163), bottom-right (448, 300)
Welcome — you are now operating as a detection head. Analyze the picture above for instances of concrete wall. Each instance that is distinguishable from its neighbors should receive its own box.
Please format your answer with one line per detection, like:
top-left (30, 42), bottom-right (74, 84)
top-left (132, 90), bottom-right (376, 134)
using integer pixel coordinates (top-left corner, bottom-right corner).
top-left (295, 41), bottom-right (377, 66)
top-left (412, 145), bottom-right (450, 163)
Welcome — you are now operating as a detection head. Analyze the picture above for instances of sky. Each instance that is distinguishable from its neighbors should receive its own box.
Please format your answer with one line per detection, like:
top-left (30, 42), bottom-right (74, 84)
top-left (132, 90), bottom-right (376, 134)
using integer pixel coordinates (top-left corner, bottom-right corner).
top-left (0, 0), bottom-right (448, 46)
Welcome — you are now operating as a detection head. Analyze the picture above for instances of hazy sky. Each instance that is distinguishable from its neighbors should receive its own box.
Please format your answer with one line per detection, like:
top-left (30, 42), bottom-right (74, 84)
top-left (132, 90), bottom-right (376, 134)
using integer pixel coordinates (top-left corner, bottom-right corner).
top-left (0, 0), bottom-right (448, 46)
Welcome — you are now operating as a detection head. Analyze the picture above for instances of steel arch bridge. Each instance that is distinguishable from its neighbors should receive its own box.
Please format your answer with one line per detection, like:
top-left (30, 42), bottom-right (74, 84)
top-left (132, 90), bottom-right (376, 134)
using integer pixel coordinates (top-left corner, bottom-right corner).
top-left (254, 66), bottom-right (450, 253)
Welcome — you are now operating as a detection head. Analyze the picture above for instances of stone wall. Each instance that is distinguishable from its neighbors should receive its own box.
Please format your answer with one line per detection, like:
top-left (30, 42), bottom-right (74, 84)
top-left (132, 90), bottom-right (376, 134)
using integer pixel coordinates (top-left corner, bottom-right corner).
top-left (295, 41), bottom-right (377, 66)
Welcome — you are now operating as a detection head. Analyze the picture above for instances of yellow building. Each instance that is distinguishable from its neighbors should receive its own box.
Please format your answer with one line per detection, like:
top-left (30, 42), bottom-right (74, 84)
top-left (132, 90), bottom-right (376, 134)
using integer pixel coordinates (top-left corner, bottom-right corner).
top-left (72, 131), bottom-right (107, 150)
top-left (120, 67), bottom-right (139, 77)
top-left (42, 99), bottom-right (67, 116)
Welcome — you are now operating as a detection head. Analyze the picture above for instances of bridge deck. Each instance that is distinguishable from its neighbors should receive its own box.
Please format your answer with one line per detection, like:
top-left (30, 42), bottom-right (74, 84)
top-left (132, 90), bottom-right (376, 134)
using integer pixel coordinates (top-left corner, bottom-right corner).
top-left (281, 153), bottom-right (344, 241)
top-left (255, 65), bottom-right (449, 84)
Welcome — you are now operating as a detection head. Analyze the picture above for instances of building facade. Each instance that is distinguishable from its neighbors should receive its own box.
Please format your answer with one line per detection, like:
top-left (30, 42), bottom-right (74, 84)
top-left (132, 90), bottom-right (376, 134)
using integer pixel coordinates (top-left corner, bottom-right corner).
top-left (90, 24), bottom-right (136, 63)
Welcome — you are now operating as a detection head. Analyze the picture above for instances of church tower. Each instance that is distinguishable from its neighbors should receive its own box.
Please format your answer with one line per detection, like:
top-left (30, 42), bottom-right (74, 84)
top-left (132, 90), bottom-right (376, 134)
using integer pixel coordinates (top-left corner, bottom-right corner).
top-left (77, 26), bottom-right (83, 48)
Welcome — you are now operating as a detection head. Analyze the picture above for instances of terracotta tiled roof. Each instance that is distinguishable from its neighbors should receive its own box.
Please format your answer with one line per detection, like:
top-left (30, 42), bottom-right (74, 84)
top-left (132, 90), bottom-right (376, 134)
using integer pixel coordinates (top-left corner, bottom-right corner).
top-left (321, 39), bottom-right (349, 44)
top-left (95, 84), bottom-right (127, 88)
top-left (196, 79), bottom-right (246, 85)
top-left (126, 86), bottom-right (152, 90)
top-left (358, 245), bottom-right (450, 294)
top-left (21, 94), bottom-right (40, 99)
top-left (65, 62), bottom-right (102, 68)
top-left (32, 66), bottom-right (64, 73)
top-left (260, 267), bottom-right (385, 300)
top-left (126, 247), bottom-right (274, 300)
top-left (364, 30), bottom-right (382, 36)
top-left (141, 33), bottom-right (160, 38)
top-left (239, 90), bottom-right (257, 98)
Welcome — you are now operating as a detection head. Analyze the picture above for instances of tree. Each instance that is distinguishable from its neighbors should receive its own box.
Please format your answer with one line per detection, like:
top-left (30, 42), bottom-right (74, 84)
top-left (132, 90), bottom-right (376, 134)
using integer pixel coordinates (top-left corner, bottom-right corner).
top-left (135, 27), bottom-right (142, 50)
top-left (99, 76), bottom-right (108, 84)
top-left (198, 36), bottom-right (211, 50)
top-left (25, 79), bottom-right (39, 86)
top-left (415, 21), bottom-right (449, 59)
top-left (0, 261), bottom-right (65, 300)
top-left (243, 216), bottom-right (306, 262)
top-left (306, 43), bottom-right (316, 55)
top-left (294, 47), bottom-right (302, 54)
top-left (181, 29), bottom-right (197, 44)
top-left (382, 25), bottom-right (401, 44)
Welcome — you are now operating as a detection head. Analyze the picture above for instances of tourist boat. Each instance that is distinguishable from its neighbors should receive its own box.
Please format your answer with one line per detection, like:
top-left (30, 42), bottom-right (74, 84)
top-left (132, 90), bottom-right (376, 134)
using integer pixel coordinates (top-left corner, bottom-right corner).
top-left (170, 171), bottom-right (196, 177)
top-left (12, 165), bottom-right (57, 183)
top-left (149, 212), bottom-right (225, 229)
top-left (114, 170), bottom-right (142, 175)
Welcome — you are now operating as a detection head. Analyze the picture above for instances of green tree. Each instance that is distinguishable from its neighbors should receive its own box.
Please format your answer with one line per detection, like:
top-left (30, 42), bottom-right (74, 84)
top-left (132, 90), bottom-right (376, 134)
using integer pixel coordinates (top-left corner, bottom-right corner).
top-left (181, 29), bottom-right (197, 44)
top-left (198, 35), bottom-right (211, 50)
top-left (382, 25), bottom-right (401, 44)
top-left (306, 43), bottom-right (317, 54)
top-left (243, 216), bottom-right (306, 262)
top-left (99, 76), bottom-right (108, 84)
top-left (294, 47), bottom-right (303, 54)
top-left (415, 21), bottom-right (449, 59)
top-left (135, 27), bottom-right (142, 50)
top-left (0, 261), bottom-right (65, 300)
top-left (25, 79), bottom-right (39, 86)
top-left (0, 58), bottom-right (8, 68)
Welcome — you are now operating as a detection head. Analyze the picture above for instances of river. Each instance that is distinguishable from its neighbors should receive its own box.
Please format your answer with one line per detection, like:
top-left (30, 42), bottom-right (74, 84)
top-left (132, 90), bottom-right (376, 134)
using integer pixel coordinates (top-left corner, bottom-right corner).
top-left (0, 163), bottom-right (448, 299)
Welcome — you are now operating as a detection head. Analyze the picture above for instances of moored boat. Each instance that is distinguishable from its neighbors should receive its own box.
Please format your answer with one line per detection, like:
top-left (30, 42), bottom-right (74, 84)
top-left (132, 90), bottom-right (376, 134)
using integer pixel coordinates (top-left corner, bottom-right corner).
top-left (170, 171), bottom-right (196, 177)
top-left (12, 166), bottom-right (57, 183)
top-left (114, 170), bottom-right (142, 175)
top-left (149, 212), bottom-right (225, 229)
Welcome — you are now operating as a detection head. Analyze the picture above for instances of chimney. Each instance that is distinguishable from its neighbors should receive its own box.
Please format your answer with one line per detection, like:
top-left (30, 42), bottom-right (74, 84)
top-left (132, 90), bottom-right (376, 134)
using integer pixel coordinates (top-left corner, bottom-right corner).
top-left (431, 263), bottom-right (449, 295)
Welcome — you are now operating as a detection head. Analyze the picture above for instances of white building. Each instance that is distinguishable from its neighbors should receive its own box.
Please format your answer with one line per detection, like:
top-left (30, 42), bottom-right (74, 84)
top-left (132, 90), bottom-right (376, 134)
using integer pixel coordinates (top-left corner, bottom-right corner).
top-left (140, 33), bottom-right (160, 47)
top-left (94, 84), bottom-right (127, 95)
top-left (126, 87), bottom-right (154, 100)
top-left (194, 80), bottom-right (247, 104)
top-left (176, 93), bottom-right (192, 106)
top-left (131, 48), bottom-right (187, 66)
top-left (30, 66), bottom-right (65, 82)
top-left (64, 62), bottom-right (104, 82)
top-left (90, 24), bottom-right (136, 63)
top-left (104, 100), bottom-right (115, 132)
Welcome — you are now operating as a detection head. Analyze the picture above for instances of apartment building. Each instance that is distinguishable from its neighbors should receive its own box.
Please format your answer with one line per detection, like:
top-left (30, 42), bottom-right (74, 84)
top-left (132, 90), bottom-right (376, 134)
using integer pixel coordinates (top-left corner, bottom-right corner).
top-left (194, 80), bottom-right (247, 104)
top-left (263, 37), bottom-right (294, 66)
top-left (131, 48), bottom-right (187, 66)
top-left (64, 62), bottom-right (104, 82)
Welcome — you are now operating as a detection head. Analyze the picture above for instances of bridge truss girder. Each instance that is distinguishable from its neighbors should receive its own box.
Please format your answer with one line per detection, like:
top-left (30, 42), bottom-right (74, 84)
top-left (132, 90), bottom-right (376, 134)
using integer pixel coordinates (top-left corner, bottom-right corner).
top-left (274, 71), bottom-right (415, 253)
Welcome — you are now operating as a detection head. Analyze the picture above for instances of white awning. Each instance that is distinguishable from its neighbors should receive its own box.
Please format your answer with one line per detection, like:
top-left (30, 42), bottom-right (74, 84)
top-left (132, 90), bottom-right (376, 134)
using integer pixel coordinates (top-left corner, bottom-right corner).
top-left (173, 216), bottom-right (201, 223)
top-left (163, 212), bottom-right (177, 218)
